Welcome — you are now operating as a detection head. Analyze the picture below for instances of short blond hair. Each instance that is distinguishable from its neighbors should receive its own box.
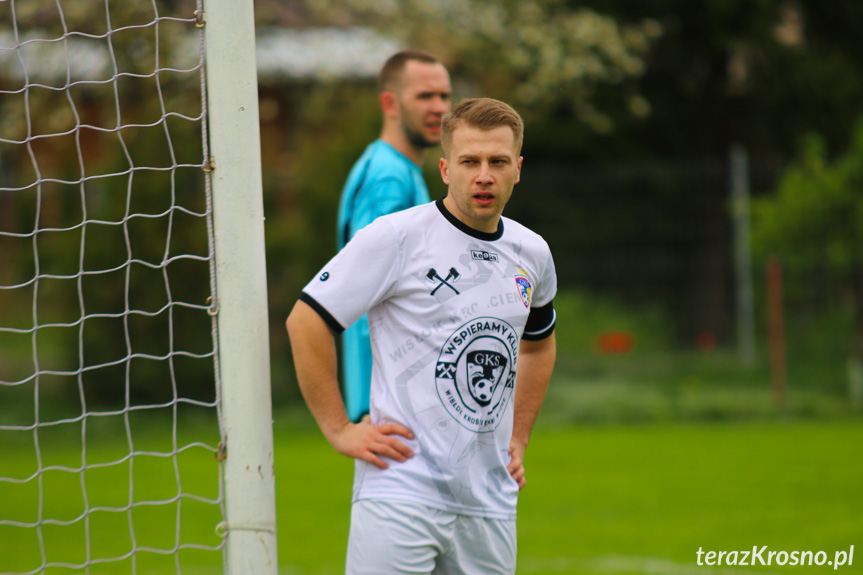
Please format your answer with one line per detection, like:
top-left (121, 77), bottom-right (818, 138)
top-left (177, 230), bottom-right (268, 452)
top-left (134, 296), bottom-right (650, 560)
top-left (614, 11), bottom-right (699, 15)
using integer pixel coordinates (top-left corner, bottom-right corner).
top-left (441, 98), bottom-right (524, 157)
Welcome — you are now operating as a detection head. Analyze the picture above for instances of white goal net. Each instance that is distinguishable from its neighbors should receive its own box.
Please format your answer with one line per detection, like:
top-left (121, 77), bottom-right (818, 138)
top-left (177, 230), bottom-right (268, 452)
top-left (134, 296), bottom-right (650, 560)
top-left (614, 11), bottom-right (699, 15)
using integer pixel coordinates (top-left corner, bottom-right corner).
top-left (0, 0), bottom-right (230, 573)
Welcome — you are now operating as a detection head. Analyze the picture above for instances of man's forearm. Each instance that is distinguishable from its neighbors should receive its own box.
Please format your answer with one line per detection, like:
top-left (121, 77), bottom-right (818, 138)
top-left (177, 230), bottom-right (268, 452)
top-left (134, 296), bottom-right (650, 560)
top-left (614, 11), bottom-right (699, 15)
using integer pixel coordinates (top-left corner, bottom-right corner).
top-left (512, 333), bottom-right (556, 446)
top-left (286, 300), bottom-right (349, 440)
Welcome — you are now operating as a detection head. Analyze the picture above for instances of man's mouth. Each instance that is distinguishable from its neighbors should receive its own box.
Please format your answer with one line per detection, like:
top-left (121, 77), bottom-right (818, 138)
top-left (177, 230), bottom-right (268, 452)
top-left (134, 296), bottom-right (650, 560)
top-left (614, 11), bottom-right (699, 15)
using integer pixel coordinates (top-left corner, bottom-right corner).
top-left (473, 193), bottom-right (494, 206)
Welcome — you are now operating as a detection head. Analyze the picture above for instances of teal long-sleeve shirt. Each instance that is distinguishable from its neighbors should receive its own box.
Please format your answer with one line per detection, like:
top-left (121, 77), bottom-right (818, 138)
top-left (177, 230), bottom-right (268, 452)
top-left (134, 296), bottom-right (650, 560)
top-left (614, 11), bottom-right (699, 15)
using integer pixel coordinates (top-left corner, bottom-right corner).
top-left (336, 140), bottom-right (430, 422)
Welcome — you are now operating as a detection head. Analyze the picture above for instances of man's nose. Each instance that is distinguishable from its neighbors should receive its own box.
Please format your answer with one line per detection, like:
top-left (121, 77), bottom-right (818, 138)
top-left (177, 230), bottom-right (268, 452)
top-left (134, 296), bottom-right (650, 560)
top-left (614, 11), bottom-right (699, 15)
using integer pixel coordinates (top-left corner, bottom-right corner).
top-left (476, 163), bottom-right (494, 183)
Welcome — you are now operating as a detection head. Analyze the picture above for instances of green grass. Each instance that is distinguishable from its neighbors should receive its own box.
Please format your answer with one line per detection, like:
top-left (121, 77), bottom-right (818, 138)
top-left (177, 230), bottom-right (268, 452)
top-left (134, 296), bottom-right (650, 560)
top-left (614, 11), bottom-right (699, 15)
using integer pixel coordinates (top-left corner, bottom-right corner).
top-left (275, 418), bottom-right (863, 575)
top-left (0, 416), bottom-right (225, 575)
top-left (517, 421), bottom-right (863, 574)
top-left (3, 416), bottom-right (862, 574)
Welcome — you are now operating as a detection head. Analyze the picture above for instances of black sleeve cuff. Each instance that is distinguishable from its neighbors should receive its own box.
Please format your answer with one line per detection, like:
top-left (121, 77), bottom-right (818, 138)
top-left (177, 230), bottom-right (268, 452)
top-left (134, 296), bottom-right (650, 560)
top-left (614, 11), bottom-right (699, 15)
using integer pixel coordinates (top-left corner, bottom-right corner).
top-left (299, 292), bottom-right (345, 334)
top-left (522, 300), bottom-right (556, 341)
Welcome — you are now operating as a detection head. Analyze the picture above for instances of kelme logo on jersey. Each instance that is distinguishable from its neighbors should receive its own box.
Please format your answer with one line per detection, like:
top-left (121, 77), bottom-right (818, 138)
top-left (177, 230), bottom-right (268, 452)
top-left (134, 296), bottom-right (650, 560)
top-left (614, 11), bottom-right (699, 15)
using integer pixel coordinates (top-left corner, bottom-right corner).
top-left (471, 250), bottom-right (499, 263)
top-left (435, 317), bottom-right (517, 433)
top-left (514, 269), bottom-right (531, 308)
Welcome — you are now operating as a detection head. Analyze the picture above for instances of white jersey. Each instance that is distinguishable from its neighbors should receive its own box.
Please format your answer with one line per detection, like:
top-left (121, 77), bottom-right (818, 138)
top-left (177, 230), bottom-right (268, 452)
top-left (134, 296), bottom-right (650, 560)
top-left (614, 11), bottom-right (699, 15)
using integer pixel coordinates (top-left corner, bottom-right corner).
top-left (301, 199), bottom-right (557, 520)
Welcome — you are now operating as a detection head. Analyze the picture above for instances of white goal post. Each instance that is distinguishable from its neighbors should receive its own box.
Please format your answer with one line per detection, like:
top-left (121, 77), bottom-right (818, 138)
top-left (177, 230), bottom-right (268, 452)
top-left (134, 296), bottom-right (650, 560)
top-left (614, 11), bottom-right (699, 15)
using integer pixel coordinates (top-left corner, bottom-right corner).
top-left (203, 0), bottom-right (278, 572)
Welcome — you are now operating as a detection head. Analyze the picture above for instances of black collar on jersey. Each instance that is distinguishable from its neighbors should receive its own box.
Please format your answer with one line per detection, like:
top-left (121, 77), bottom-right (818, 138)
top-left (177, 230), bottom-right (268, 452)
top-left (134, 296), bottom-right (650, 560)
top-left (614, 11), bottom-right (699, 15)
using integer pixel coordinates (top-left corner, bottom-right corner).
top-left (435, 198), bottom-right (504, 241)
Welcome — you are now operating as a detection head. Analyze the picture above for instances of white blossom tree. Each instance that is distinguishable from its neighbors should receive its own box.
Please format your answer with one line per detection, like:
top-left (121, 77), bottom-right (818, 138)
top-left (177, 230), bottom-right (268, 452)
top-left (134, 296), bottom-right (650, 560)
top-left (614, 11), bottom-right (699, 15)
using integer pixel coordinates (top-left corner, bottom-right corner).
top-left (267, 0), bottom-right (662, 132)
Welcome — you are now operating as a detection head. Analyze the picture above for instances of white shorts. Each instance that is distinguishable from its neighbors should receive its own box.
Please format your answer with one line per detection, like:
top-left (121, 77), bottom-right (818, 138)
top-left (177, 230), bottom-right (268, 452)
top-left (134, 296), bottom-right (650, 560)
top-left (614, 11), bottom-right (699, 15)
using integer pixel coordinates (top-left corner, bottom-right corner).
top-left (346, 499), bottom-right (516, 575)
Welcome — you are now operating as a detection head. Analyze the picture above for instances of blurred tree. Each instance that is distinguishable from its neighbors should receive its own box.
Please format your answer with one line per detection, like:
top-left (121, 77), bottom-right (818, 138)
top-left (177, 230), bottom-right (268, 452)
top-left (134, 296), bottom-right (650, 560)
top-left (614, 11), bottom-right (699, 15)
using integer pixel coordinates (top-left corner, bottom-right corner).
top-left (255, 0), bottom-right (863, 163)
top-left (752, 121), bottom-right (863, 399)
top-left (259, 0), bottom-right (662, 133)
top-left (518, 0), bottom-right (863, 347)
top-left (567, 0), bottom-right (863, 162)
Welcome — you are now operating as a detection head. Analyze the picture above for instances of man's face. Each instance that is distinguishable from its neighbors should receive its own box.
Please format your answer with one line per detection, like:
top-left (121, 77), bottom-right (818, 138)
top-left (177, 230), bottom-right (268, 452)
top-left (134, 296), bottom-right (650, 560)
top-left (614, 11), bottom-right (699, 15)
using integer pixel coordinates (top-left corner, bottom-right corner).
top-left (394, 61), bottom-right (452, 149)
top-left (440, 123), bottom-right (522, 233)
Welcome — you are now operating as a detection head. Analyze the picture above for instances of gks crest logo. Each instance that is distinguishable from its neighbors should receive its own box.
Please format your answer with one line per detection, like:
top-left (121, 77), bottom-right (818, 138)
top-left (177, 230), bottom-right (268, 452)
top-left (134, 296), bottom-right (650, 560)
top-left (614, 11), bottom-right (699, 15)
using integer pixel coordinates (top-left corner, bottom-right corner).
top-left (435, 317), bottom-right (518, 433)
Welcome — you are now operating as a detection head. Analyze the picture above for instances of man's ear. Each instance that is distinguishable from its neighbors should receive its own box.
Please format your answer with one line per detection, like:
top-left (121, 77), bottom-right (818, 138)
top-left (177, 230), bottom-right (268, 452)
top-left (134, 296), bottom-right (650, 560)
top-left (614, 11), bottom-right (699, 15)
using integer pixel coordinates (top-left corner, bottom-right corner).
top-left (514, 156), bottom-right (523, 184)
top-left (380, 92), bottom-right (399, 118)
top-left (439, 157), bottom-right (450, 185)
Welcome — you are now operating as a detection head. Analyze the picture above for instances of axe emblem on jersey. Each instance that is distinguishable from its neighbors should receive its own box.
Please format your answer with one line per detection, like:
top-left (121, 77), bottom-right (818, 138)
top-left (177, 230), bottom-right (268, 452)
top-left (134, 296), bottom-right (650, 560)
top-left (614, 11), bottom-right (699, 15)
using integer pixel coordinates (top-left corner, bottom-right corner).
top-left (426, 267), bottom-right (461, 295)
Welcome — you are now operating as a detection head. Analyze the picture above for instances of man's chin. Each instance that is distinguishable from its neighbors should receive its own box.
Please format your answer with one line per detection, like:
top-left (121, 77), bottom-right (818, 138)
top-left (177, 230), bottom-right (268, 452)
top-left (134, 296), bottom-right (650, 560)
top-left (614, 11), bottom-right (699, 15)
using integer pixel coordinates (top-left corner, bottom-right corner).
top-left (407, 131), bottom-right (440, 150)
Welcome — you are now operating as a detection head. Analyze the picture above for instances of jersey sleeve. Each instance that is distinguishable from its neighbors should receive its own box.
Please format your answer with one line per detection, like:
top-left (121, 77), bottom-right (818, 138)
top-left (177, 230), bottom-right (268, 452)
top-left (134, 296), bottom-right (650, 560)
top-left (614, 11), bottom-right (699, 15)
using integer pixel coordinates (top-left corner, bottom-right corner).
top-left (349, 177), bottom-right (412, 238)
top-left (301, 217), bottom-right (403, 333)
top-left (522, 247), bottom-right (558, 341)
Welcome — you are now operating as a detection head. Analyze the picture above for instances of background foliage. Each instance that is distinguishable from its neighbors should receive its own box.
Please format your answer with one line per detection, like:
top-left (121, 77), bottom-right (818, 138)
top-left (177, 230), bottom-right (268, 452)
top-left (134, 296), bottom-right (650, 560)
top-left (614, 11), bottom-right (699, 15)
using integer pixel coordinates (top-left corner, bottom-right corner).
top-left (2, 0), bottom-right (863, 414)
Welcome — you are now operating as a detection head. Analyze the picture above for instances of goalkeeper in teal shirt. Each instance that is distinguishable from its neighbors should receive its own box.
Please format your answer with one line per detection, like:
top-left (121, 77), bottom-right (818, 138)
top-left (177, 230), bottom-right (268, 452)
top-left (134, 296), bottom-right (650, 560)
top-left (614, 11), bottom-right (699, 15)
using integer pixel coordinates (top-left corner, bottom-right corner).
top-left (336, 50), bottom-right (451, 422)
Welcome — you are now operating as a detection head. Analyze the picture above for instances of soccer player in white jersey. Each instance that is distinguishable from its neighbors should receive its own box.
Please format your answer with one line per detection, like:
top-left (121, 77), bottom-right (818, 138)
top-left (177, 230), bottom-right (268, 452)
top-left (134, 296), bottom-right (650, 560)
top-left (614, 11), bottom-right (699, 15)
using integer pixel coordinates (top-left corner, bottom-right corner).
top-left (287, 97), bottom-right (557, 575)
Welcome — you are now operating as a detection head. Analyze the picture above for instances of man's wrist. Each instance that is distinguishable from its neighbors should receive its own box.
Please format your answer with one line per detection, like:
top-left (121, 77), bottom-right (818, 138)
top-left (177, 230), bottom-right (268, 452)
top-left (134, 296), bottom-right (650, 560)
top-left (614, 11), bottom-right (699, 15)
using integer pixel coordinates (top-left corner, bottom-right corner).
top-left (510, 432), bottom-right (529, 450)
top-left (315, 410), bottom-right (352, 443)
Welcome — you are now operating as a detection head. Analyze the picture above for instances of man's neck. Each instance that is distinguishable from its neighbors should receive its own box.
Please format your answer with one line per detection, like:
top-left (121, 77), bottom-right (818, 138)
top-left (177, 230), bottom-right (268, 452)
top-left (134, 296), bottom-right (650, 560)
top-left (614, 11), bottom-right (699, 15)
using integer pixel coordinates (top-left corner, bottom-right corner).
top-left (441, 195), bottom-right (501, 235)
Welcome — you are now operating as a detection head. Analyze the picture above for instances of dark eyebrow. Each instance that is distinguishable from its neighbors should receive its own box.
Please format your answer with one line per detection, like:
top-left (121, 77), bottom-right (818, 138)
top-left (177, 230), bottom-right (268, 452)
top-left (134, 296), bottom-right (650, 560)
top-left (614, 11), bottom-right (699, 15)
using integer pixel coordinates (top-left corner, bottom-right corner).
top-left (418, 89), bottom-right (451, 98)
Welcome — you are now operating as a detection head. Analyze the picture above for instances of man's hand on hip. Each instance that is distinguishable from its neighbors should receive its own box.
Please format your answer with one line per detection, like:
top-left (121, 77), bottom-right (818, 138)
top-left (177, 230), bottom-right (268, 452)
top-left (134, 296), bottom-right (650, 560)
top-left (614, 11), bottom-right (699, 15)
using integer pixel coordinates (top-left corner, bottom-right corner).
top-left (329, 419), bottom-right (415, 469)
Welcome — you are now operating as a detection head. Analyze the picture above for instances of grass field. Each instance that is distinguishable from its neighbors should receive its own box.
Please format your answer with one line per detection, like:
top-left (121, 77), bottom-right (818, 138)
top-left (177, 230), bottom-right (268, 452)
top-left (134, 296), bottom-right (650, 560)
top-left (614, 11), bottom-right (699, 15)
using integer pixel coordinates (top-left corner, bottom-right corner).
top-left (278, 418), bottom-right (863, 575)
top-left (3, 415), bottom-right (861, 574)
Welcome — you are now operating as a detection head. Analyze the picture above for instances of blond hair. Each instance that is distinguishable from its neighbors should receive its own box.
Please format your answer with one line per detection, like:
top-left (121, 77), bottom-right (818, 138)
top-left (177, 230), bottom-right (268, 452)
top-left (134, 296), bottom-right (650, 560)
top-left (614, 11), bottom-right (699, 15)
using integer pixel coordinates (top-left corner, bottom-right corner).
top-left (441, 98), bottom-right (524, 157)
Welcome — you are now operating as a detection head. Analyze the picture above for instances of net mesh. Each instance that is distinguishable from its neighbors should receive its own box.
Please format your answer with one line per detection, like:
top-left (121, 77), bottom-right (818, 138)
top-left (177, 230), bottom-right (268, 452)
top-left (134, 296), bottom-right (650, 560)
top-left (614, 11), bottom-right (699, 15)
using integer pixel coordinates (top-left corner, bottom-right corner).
top-left (0, 0), bottom-right (225, 573)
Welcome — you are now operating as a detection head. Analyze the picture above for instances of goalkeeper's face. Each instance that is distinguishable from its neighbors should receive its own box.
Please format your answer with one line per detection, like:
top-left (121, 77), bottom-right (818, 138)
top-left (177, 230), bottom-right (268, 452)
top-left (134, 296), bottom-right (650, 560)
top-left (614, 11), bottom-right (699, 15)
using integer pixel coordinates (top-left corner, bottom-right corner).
top-left (396, 61), bottom-right (452, 149)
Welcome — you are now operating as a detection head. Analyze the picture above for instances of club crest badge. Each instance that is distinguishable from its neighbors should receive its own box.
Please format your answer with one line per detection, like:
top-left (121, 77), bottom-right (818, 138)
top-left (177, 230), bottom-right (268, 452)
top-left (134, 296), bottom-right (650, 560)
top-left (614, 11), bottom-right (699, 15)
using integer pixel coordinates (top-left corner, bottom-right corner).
top-left (435, 317), bottom-right (518, 433)
top-left (514, 269), bottom-right (531, 308)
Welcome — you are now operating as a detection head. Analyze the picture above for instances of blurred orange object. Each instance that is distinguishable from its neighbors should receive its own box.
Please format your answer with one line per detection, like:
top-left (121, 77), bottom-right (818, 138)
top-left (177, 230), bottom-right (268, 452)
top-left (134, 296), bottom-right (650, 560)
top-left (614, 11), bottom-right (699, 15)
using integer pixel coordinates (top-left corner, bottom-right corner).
top-left (594, 331), bottom-right (636, 354)
top-left (696, 331), bottom-right (716, 353)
